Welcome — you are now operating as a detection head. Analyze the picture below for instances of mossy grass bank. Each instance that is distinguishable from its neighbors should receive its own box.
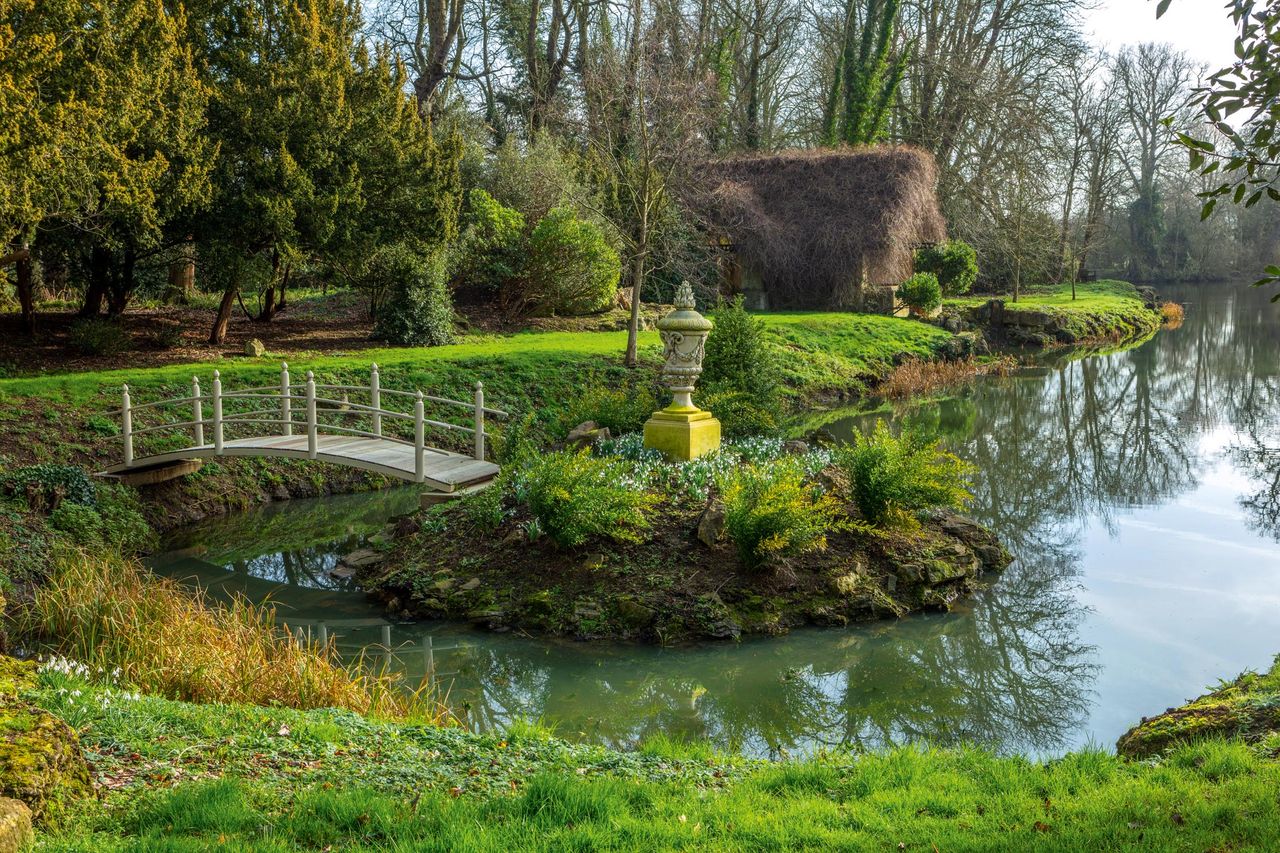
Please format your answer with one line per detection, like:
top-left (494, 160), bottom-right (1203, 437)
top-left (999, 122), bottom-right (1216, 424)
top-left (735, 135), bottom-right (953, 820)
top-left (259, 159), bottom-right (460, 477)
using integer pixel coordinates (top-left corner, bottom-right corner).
top-left (24, 662), bottom-right (1280, 850)
top-left (365, 432), bottom-right (1010, 643)
top-left (944, 280), bottom-right (1163, 347)
top-left (1117, 653), bottom-right (1280, 760)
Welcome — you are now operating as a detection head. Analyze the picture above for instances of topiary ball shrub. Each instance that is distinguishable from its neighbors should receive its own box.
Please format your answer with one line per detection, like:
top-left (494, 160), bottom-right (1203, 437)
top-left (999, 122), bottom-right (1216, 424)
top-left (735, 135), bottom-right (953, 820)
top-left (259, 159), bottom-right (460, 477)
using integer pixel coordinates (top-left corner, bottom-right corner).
top-left (525, 207), bottom-right (621, 316)
top-left (371, 245), bottom-right (455, 347)
top-left (899, 272), bottom-right (942, 315)
top-left (914, 240), bottom-right (979, 296)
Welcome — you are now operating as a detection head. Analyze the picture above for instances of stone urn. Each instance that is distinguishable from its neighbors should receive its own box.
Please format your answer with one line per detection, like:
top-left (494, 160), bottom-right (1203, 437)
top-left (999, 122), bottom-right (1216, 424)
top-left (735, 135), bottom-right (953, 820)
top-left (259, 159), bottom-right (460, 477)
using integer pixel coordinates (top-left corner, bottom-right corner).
top-left (642, 282), bottom-right (721, 460)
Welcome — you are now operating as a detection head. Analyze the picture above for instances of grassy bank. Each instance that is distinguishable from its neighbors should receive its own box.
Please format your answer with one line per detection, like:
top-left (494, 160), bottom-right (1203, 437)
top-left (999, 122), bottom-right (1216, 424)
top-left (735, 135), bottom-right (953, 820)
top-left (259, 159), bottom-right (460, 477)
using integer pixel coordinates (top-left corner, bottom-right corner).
top-left (946, 280), bottom-right (1163, 345)
top-left (27, 665), bottom-right (1280, 850)
top-left (1118, 654), bottom-right (1280, 760)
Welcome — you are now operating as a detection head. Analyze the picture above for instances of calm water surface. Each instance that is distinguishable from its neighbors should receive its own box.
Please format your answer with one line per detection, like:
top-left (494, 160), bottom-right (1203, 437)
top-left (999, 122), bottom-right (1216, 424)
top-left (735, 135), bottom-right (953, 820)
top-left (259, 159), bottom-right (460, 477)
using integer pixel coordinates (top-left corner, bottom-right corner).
top-left (151, 281), bottom-right (1280, 759)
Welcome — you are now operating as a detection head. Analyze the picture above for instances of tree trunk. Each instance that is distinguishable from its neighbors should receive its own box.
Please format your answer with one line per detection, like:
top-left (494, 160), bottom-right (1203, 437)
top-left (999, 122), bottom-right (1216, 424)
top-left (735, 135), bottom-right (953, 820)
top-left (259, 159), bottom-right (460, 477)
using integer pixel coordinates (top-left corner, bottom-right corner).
top-left (80, 247), bottom-right (111, 317)
top-left (165, 245), bottom-right (195, 304)
top-left (257, 263), bottom-right (291, 322)
top-left (210, 284), bottom-right (237, 344)
top-left (106, 247), bottom-right (135, 315)
top-left (13, 245), bottom-right (34, 335)
top-left (624, 235), bottom-right (647, 368)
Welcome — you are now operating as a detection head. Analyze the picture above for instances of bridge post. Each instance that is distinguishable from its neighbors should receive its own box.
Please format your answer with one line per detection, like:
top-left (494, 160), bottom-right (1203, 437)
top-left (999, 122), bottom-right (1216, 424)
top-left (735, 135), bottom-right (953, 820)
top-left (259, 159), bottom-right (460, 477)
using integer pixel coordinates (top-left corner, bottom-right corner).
top-left (414, 391), bottom-right (425, 483)
top-left (121, 385), bottom-right (133, 467)
top-left (306, 371), bottom-right (318, 459)
top-left (474, 381), bottom-right (485, 461)
top-left (280, 362), bottom-right (292, 436)
top-left (191, 376), bottom-right (204, 446)
top-left (212, 370), bottom-right (224, 453)
top-left (370, 364), bottom-right (381, 437)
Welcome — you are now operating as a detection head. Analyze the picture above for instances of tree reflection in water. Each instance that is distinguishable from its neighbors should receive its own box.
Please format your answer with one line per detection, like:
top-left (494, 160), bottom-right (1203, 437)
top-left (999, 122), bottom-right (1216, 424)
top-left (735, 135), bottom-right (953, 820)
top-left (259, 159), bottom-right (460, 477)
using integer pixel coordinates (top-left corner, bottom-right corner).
top-left (150, 283), bottom-right (1280, 758)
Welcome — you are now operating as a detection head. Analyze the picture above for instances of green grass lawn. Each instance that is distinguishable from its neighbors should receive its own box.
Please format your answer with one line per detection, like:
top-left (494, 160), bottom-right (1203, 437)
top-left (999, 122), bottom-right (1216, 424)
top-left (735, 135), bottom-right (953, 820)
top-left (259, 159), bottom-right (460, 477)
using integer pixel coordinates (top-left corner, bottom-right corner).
top-left (32, 668), bottom-right (1280, 851)
top-left (0, 313), bottom-right (954, 470)
top-left (0, 312), bottom-right (950, 402)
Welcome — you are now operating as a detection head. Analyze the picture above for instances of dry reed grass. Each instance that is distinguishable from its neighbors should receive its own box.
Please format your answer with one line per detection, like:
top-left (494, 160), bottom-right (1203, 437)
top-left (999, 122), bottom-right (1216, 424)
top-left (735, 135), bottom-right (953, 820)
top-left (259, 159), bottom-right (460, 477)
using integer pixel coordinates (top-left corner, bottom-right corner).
top-left (1160, 301), bottom-right (1185, 328)
top-left (877, 357), bottom-right (1015, 400)
top-left (19, 545), bottom-right (449, 723)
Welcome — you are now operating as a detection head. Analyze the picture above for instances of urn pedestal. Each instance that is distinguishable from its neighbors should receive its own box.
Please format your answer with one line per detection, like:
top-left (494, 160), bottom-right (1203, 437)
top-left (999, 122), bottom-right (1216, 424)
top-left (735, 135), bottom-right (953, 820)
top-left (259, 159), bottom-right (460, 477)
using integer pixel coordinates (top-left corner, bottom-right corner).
top-left (643, 283), bottom-right (721, 461)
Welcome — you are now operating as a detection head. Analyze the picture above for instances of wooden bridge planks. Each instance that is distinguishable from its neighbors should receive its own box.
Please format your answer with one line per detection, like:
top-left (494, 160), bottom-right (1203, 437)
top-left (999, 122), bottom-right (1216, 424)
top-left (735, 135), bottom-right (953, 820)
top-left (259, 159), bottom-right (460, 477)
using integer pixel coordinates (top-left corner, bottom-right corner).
top-left (99, 434), bottom-right (498, 492)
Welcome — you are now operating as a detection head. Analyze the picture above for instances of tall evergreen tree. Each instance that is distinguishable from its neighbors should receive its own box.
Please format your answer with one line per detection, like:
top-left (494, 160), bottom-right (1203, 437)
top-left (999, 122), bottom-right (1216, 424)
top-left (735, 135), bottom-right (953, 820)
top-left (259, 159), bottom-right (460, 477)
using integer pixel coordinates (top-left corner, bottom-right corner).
top-left (821, 0), bottom-right (905, 146)
top-left (194, 0), bottom-right (366, 341)
top-left (0, 0), bottom-right (208, 328)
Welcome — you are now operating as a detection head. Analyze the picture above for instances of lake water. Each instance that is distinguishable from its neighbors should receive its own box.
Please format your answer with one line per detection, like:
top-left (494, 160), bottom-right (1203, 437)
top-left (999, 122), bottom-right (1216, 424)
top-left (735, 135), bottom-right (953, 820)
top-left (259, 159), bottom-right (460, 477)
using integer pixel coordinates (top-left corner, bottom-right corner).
top-left (150, 281), bottom-right (1280, 759)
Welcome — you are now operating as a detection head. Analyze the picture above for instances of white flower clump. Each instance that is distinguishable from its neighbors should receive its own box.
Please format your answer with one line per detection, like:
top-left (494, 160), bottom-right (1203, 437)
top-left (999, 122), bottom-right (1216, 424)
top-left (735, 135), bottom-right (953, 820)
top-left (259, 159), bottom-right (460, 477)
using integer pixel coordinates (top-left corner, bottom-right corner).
top-left (594, 434), bottom-right (834, 501)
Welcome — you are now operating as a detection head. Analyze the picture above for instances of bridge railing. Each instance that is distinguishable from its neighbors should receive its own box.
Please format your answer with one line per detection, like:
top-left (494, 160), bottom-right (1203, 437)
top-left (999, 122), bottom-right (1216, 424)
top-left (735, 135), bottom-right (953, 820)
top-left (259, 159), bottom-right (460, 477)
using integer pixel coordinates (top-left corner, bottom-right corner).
top-left (115, 363), bottom-right (506, 480)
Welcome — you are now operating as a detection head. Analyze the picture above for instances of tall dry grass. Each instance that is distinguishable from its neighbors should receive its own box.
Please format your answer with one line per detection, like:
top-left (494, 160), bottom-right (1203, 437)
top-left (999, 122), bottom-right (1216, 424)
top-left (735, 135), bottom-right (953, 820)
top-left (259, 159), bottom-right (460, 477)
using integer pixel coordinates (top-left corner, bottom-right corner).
top-left (877, 356), bottom-right (1014, 400)
top-left (18, 545), bottom-right (448, 723)
top-left (1160, 301), bottom-right (1185, 328)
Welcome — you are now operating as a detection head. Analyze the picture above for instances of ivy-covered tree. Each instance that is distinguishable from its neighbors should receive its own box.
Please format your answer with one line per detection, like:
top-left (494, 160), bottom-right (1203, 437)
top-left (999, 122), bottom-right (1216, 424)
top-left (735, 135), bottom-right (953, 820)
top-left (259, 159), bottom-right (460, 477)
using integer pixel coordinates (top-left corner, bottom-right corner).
top-left (821, 0), bottom-right (905, 146)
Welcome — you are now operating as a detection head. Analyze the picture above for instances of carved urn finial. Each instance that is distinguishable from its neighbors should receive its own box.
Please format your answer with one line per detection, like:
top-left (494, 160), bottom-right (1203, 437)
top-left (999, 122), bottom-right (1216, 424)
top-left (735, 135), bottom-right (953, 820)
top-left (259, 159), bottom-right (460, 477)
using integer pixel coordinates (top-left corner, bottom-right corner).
top-left (643, 282), bottom-right (721, 460)
top-left (655, 281), bottom-right (713, 412)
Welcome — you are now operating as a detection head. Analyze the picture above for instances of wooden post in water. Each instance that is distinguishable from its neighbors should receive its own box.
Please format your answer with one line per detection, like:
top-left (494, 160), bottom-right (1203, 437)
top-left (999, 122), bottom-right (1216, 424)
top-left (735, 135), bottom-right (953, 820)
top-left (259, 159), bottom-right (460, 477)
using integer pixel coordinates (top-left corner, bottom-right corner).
top-left (370, 363), bottom-right (381, 437)
top-left (474, 381), bottom-right (485, 461)
top-left (212, 370), bottom-right (223, 453)
top-left (280, 362), bottom-right (292, 436)
top-left (306, 371), bottom-right (318, 459)
top-left (191, 376), bottom-right (204, 446)
top-left (414, 391), bottom-right (425, 483)
top-left (121, 385), bottom-right (133, 467)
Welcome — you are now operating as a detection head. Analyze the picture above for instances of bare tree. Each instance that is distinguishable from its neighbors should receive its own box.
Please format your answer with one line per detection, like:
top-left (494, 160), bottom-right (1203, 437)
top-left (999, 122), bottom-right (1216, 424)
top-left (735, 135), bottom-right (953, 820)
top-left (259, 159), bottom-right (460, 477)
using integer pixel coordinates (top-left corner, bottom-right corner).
top-left (375, 0), bottom-right (470, 114)
top-left (580, 12), bottom-right (711, 366)
top-left (1112, 42), bottom-right (1197, 279)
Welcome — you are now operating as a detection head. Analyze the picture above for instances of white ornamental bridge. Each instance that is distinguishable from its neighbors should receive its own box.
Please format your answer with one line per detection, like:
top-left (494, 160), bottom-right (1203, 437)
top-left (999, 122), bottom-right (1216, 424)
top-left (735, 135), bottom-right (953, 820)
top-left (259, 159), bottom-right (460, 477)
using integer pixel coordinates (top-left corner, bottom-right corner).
top-left (101, 363), bottom-right (504, 493)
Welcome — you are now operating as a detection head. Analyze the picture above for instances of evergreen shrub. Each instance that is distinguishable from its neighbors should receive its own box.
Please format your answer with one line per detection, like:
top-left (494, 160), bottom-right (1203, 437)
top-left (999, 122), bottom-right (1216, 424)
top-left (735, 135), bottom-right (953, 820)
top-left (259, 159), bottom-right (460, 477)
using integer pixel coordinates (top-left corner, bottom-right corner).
top-left (899, 272), bottom-right (943, 313)
top-left (914, 240), bottom-right (979, 296)
top-left (834, 421), bottom-right (972, 526)
top-left (371, 245), bottom-right (455, 346)
top-left (518, 451), bottom-right (656, 548)
top-left (525, 208), bottom-right (620, 315)
top-left (719, 459), bottom-right (839, 570)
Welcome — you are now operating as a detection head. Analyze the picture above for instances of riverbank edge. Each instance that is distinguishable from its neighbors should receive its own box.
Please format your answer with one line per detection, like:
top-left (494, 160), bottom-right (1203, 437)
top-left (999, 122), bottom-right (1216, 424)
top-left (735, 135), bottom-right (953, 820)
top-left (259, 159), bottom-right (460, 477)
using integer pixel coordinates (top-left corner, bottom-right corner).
top-left (15, 652), bottom-right (1280, 849)
top-left (1116, 653), bottom-right (1280, 760)
top-left (360, 500), bottom-right (1014, 644)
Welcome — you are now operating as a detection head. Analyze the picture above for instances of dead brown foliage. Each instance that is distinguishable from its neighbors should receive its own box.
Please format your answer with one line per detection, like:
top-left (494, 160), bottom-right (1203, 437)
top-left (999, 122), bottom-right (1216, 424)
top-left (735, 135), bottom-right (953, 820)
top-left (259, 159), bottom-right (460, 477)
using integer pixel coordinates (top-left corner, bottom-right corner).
top-left (693, 146), bottom-right (946, 308)
top-left (1160, 301), bottom-right (1185, 328)
top-left (877, 356), bottom-right (1015, 400)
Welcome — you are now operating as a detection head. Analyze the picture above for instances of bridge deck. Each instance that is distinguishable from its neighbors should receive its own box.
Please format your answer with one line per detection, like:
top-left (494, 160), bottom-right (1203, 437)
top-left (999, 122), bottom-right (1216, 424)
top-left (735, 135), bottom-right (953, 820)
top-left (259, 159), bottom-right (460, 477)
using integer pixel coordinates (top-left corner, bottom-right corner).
top-left (100, 434), bottom-right (498, 492)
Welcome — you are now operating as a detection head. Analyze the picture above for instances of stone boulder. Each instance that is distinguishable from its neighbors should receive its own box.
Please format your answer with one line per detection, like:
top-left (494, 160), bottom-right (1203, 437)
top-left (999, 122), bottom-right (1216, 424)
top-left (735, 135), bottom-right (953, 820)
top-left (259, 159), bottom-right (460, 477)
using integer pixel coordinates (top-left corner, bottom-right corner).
top-left (0, 658), bottom-right (94, 825)
top-left (933, 510), bottom-right (1013, 571)
top-left (565, 421), bottom-right (612, 450)
top-left (244, 338), bottom-right (266, 357)
top-left (696, 497), bottom-right (726, 547)
top-left (0, 798), bottom-right (31, 853)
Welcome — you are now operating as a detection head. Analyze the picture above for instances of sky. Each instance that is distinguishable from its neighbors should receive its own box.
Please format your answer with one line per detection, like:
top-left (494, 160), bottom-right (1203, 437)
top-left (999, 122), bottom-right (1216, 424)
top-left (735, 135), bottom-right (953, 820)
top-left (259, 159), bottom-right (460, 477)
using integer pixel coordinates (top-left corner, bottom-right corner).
top-left (1082, 0), bottom-right (1239, 70)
